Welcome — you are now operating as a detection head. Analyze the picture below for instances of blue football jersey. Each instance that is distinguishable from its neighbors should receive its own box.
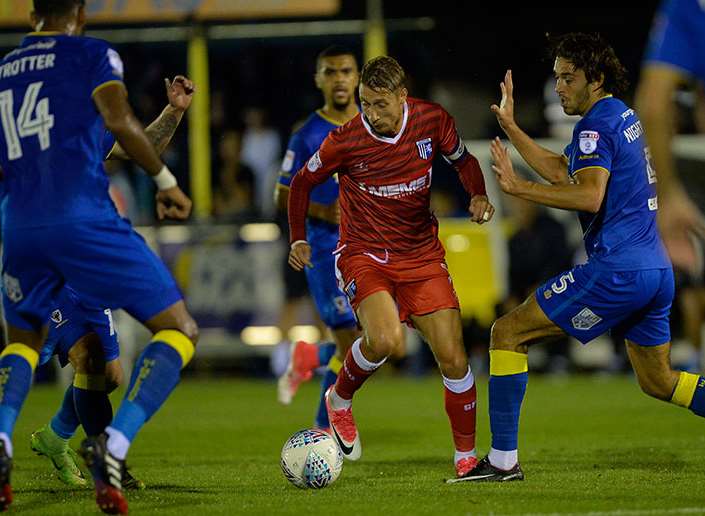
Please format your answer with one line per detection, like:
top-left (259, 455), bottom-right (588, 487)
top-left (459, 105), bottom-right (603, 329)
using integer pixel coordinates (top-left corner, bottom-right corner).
top-left (0, 32), bottom-right (124, 229)
top-left (278, 110), bottom-right (350, 249)
top-left (563, 96), bottom-right (671, 271)
top-left (643, 0), bottom-right (705, 82)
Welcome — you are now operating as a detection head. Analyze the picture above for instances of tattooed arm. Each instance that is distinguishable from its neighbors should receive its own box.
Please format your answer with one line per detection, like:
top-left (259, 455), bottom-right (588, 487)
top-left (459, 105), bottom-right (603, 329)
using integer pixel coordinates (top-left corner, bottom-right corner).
top-left (107, 75), bottom-right (195, 160)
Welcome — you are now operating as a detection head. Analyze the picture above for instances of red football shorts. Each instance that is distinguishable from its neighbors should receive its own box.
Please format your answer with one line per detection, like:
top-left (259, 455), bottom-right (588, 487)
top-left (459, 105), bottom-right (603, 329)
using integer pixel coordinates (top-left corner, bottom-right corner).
top-left (334, 250), bottom-right (460, 324)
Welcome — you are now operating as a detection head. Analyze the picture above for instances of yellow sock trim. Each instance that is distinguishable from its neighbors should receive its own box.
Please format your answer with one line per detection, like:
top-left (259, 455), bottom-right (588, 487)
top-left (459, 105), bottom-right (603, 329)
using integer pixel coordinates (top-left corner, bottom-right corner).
top-left (490, 350), bottom-right (528, 376)
top-left (153, 330), bottom-right (195, 368)
top-left (328, 355), bottom-right (343, 375)
top-left (73, 374), bottom-right (107, 391)
top-left (1, 343), bottom-right (39, 371)
top-left (671, 371), bottom-right (698, 408)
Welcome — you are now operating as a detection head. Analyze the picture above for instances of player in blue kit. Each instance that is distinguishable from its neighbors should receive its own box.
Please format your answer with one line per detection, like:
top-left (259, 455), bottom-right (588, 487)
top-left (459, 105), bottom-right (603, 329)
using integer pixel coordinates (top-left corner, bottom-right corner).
top-left (27, 74), bottom-right (194, 490)
top-left (0, 1), bottom-right (197, 512)
top-left (636, 0), bottom-right (705, 279)
top-left (274, 46), bottom-right (361, 430)
top-left (456, 33), bottom-right (705, 483)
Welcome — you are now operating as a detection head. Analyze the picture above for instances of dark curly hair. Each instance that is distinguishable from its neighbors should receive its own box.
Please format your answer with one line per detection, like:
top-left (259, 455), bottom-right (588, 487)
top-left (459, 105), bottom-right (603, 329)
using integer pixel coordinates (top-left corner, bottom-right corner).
top-left (548, 32), bottom-right (629, 97)
top-left (33, 0), bottom-right (84, 18)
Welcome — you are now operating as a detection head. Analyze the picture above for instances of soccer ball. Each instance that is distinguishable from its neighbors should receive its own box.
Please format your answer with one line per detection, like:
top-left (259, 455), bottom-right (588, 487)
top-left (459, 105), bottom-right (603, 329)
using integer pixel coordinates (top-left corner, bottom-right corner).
top-left (280, 429), bottom-right (343, 489)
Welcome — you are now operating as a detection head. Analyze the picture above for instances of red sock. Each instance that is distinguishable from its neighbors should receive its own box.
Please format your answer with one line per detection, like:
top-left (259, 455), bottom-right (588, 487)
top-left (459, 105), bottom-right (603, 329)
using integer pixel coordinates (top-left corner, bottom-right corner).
top-left (334, 347), bottom-right (376, 400)
top-left (293, 341), bottom-right (320, 370)
top-left (444, 383), bottom-right (477, 451)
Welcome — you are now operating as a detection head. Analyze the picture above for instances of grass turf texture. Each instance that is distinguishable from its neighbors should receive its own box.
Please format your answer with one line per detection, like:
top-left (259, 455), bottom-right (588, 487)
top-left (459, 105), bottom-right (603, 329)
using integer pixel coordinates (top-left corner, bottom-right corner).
top-left (8, 374), bottom-right (705, 515)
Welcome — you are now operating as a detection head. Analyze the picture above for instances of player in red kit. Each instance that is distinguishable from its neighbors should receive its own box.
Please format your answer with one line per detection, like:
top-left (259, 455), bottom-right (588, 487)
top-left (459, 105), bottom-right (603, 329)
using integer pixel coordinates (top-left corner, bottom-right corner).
top-left (288, 56), bottom-right (495, 478)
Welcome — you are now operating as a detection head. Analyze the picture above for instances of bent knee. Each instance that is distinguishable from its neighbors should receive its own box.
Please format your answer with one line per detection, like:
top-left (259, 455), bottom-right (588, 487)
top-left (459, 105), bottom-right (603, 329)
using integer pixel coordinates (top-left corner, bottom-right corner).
top-left (366, 327), bottom-right (403, 358)
top-left (490, 316), bottom-right (520, 351)
top-left (437, 354), bottom-right (468, 379)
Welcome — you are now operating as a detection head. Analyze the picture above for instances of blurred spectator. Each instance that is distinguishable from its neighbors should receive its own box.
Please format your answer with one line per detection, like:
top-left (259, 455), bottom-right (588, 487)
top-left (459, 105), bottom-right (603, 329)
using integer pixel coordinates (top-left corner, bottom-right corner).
top-left (500, 194), bottom-right (574, 373)
top-left (212, 129), bottom-right (257, 220)
top-left (241, 107), bottom-right (281, 219)
top-left (674, 238), bottom-right (705, 371)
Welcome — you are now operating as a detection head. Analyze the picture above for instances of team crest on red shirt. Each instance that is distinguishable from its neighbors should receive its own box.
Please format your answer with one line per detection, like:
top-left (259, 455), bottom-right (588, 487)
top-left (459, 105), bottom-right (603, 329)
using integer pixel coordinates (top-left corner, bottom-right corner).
top-left (416, 137), bottom-right (433, 160)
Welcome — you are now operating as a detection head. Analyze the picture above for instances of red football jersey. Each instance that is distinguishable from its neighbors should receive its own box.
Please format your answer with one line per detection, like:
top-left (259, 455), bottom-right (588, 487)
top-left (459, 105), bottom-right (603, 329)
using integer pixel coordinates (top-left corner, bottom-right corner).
top-left (289, 97), bottom-right (471, 260)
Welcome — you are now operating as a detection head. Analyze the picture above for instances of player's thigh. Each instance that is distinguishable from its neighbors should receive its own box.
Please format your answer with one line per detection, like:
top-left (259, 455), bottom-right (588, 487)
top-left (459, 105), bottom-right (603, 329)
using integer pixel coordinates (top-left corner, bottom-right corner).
top-left (356, 290), bottom-right (404, 358)
top-left (410, 308), bottom-right (467, 377)
top-left (625, 340), bottom-right (679, 400)
top-left (492, 293), bottom-right (565, 353)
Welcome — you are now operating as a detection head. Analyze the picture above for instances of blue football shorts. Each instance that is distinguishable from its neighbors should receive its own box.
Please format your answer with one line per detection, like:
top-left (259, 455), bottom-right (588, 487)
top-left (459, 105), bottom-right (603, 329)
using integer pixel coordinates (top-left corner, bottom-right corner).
top-left (535, 261), bottom-right (674, 346)
top-left (2, 216), bottom-right (182, 331)
top-left (39, 285), bottom-right (120, 368)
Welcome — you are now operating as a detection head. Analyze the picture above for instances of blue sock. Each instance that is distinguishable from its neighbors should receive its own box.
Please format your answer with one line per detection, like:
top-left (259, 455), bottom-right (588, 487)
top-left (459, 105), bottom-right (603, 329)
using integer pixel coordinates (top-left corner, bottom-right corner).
top-left (0, 344), bottom-right (39, 440)
top-left (50, 385), bottom-right (80, 439)
top-left (73, 374), bottom-right (113, 436)
top-left (314, 354), bottom-right (342, 429)
top-left (110, 331), bottom-right (194, 442)
top-left (488, 350), bottom-right (528, 451)
top-left (317, 342), bottom-right (336, 367)
top-left (671, 372), bottom-right (705, 417)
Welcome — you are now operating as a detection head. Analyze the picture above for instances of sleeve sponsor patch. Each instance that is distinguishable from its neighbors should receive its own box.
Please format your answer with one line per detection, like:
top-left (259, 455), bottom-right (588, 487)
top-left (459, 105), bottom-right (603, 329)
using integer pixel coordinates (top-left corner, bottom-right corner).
top-left (107, 48), bottom-right (124, 78)
top-left (578, 130), bottom-right (599, 154)
top-left (281, 150), bottom-right (295, 172)
top-left (307, 151), bottom-right (322, 172)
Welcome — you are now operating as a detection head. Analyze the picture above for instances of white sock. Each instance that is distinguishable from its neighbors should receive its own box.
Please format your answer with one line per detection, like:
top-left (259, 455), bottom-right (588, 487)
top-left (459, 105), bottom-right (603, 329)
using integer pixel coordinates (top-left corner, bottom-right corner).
top-left (351, 338), bottom-right (387, 372)
top-left (105, 426), bottom-right (130, 460)
top-left (454, 448), bottom-right (476, 464)
top-left (488, 447), bottom-right (518, 470)
top-left (0, 433), bottom-right (12, 458)
top-left (328, 388), bottom-right (352, 410)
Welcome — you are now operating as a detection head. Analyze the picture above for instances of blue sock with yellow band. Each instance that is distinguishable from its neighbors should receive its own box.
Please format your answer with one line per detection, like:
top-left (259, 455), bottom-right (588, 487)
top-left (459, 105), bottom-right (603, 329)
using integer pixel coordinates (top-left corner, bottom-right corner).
top-left (0, 343), bottom-right (39, 440)
top-left (488, 350), bottom-right (528, 451)
top-left (318, 343), bottom-right (336, 367)
top-left (671, 372), bottom-right (705, 417)
top-left (315, 355), bottom-right (342, 428)
top-left (109, 330), bottom-right (194, 442)
top-left (73, 374), bottom-right (113, 436)
top-left (50, 385), bottom-right (80, 439)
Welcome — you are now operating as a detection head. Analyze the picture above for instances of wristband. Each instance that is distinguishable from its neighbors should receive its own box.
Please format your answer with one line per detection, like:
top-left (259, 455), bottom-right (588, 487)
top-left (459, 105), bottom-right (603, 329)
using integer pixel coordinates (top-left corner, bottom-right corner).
top-left (153, 165), bottom-right (178, 191)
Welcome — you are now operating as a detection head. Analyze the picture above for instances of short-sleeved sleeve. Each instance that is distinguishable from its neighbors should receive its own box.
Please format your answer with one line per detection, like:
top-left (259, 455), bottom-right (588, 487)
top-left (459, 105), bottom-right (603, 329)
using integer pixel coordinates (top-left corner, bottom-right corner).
top-left (569, 121), bottom-right (616, 177)
top-left (643, 0), bottom-right (703, 79)
top-left (86, 39), bottom-right (125, 97)
top-left (278, 131), bottom-right (309, 188)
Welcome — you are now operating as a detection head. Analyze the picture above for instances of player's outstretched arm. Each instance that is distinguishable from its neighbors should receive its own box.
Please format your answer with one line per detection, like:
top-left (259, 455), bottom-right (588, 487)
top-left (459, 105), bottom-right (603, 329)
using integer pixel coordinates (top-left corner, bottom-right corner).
top-left (94, 82), bottom-right (192, 220)
top-left (490, 137), bottom-right (607, 212)
top-left (491, 69), bottom-right (568, 185)
top-left (108, 75), bottom-right (195, 160)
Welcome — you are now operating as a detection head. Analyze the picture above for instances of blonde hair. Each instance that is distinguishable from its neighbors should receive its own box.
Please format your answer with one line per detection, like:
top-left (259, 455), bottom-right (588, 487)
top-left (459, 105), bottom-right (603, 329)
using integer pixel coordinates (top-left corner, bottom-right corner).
top-left (360, 56), bottom-right (405, 92)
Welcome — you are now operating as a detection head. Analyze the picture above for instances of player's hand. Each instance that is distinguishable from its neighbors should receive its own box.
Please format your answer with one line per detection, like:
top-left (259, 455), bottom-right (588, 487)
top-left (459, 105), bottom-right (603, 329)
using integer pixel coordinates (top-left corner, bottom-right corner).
top-left (658, 187), bottom-right (705, 274)
top-left (165, 75), bottom-right (195, 112)
top-left (490, 69), bottom-right (516, 133)
top-left (468, 194), bottom-right (495, 224)
top-left (289, 241), bottom-right (312, 271)
top-left (490, 137), bottom-right (525, 195)
top-left (155, 186), bottom-right (192, 220)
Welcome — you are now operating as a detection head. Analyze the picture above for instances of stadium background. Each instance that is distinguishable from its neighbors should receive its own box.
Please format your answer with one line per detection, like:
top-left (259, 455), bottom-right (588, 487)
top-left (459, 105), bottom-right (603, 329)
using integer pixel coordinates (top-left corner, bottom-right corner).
top-left (0, 2), bottom-right (705, 514)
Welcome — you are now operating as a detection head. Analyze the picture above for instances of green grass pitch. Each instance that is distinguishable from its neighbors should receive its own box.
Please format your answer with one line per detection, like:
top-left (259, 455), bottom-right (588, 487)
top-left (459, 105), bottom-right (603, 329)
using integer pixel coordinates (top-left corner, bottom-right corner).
top-left (8, 374), bottom-right (705, 515)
